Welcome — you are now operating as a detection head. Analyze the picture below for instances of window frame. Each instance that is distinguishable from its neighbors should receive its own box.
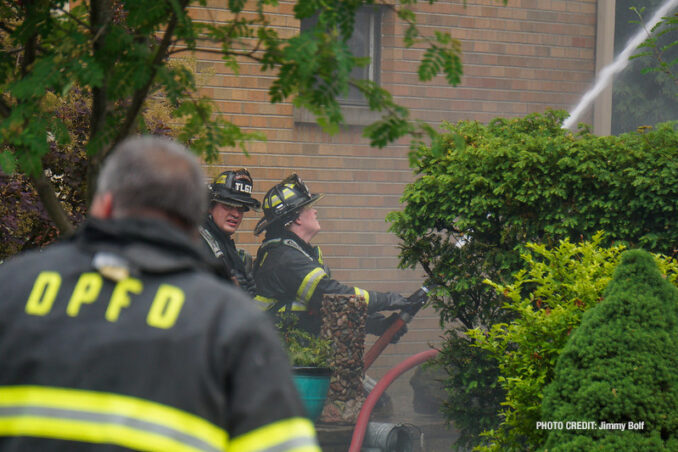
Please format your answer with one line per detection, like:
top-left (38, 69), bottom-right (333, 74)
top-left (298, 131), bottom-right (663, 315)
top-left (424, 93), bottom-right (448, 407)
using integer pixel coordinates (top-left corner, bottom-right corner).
top-left (294, 5), bottom-right (384, 126)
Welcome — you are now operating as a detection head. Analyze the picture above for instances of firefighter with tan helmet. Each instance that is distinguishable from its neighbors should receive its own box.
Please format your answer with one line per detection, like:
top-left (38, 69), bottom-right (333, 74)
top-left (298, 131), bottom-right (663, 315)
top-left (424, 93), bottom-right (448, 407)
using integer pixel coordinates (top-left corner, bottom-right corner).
top-left (200, 169), bottom-right (260, 296)
top-left (252, 174), bottom-right (414, 338)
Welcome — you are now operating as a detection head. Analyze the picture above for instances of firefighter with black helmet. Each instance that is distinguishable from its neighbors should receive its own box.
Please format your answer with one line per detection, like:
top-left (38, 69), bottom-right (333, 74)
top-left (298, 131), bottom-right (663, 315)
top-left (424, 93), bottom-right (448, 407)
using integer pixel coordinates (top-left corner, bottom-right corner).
top-left (252, 174), bottom-right (413, 337)
top-left (200, 168), bottom-right (260, 296)
top-left (0, 138), bottom-right (319, 451)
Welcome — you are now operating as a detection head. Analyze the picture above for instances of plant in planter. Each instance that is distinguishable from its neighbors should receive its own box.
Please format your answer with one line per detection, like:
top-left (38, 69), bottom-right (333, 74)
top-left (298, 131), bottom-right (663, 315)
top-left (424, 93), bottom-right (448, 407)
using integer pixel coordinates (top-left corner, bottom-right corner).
top-left (277, 313), bottom-right (332, 368)
top-left (277, 314), bottom-right (333, 422)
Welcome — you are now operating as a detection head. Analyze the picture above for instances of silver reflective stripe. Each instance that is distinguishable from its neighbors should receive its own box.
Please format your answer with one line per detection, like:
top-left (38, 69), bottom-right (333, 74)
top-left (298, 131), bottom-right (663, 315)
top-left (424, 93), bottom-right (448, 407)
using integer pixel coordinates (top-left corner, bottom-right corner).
top-left (199, 227), bottom-right (223, 259)
top-left (262, 238), bottom-right (314, 262)
top-left (281, 239), bottom-right (314, 261)
top-left (354, 287), bottom-right (370, 304)
top-left (297, 268), bottom-right (326, 303)
top-left (0, 406), bottom-right (221, 452)
top-left (289, 300), bottom-right (307, 311)
top-left (260, 436), bottom-right (320, 452)
top-left (254, 295), bottom-right (277, 310)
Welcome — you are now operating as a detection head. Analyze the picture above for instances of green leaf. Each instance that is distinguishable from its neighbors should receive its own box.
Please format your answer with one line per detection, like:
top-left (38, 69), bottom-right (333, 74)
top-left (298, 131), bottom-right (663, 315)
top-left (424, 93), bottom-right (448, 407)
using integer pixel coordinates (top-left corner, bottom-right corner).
top-left (453, 132), bottom-right (466, 151)
top-left (0, 150), bottom-right (17, 174)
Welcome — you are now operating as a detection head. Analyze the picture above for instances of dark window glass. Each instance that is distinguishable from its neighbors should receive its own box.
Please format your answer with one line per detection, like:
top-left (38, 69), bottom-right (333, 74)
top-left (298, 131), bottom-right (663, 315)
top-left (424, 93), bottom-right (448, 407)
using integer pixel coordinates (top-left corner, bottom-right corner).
top-left (301, 6), bottom-right (381, 105)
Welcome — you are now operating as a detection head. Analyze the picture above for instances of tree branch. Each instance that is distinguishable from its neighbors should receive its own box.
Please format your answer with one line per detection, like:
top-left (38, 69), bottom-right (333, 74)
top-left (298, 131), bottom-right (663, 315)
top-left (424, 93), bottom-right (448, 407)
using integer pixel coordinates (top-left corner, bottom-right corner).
top-left (106, 0), bottom-right (190, 155)
top-left (30, 172), bottom-right (75, 236)
top-left (168, 45), bottom-right (266, 63)
top-left (456, 309), bottom-right (473, 330)
top-left (18, 0), bottom-right (74, 235)
top-left (20, 15), bottom-right (37, 77)
top-left (0, 96), bottom-right (11, 119)
top-left (86, 0), bottom-right (113, 204)
top-left (88, 0), bottom-right (111, 142)
top-left (56, 6), bottom-right (94, 32)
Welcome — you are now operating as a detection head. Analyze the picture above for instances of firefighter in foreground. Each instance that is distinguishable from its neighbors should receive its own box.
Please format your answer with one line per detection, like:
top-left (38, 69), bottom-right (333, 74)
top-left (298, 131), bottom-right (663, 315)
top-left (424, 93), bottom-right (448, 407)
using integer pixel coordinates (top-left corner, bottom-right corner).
top-left (252, 174), bottom-right (413, 337)
top-left (200, 168), bottom-right (260, 296)
top-left (0, 137), bottom-right (319, 451)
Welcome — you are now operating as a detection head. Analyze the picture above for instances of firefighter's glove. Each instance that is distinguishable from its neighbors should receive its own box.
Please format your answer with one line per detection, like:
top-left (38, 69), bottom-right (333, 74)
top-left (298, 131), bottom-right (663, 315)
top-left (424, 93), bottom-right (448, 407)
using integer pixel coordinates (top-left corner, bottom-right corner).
top-left (238, 249), bottom-right (254, 274)
top-left (365, 313), bottom-right (407, 344)
top-left (368, 292), bottom-right (410, 314)
top-left (385, 292), bottom-right (411, 310)
top-left (230, 269), bottom-right (257, 297)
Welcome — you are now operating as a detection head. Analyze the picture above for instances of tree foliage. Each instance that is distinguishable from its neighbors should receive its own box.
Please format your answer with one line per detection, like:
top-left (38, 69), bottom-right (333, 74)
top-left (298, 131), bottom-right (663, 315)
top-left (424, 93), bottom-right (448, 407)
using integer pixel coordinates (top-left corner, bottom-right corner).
top-left (0, 84), bottom-right (177, 260)
top-left (468, 234), bottom-right (677, 451)
top-left (541, 249), bottom-right (678, 451)
top-left (1, 0), bottom-right (492, 250)
top-left (386, 110), bottom-right (678, 449)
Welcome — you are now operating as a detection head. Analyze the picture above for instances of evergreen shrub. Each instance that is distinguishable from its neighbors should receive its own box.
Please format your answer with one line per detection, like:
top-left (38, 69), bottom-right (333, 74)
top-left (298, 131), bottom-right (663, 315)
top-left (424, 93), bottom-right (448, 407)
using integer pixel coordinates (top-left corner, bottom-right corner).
top-left (468, 234), bottom-right (677, 450)
top-left (541, 250), bottom-right (678, 451)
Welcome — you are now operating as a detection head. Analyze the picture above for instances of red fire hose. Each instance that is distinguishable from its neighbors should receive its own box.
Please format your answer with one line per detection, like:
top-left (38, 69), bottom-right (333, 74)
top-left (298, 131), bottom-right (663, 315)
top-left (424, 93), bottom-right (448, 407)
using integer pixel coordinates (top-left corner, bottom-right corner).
top-left (364, 286), bottom-right (431, 371)
top-left (349, 348), bottom-right (439, 452)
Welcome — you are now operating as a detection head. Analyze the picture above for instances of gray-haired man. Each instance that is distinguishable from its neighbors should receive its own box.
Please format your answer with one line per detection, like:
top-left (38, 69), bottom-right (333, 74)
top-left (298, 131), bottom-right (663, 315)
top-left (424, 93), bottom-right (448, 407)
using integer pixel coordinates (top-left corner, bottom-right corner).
top-left (0, 136), bottom-right (319, 451)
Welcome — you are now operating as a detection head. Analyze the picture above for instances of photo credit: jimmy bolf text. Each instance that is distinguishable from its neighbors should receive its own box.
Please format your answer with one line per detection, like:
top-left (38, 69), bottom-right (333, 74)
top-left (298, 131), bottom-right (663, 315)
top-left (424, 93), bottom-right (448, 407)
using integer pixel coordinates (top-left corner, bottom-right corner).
top-left (536, 421), bottom-right (645, 431)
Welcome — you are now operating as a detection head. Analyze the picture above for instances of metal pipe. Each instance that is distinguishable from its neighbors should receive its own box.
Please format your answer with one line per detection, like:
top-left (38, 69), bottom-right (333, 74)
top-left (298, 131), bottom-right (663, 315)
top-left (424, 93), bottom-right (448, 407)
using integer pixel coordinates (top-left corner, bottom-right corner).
top-left (349, 349), bottom-right (439, 452)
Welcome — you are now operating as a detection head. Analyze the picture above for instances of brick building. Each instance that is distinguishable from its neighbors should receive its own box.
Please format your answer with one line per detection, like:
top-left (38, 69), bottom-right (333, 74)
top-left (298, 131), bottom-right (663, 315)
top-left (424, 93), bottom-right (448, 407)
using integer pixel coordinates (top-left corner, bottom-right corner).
top-left (189, 0), bottom-right (612, 415)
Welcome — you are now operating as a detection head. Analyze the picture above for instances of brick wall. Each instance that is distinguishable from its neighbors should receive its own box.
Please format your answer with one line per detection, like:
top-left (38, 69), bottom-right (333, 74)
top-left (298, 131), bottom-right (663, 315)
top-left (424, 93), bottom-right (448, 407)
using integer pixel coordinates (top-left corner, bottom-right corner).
top-left (188, 0), bottom-right (597, 403)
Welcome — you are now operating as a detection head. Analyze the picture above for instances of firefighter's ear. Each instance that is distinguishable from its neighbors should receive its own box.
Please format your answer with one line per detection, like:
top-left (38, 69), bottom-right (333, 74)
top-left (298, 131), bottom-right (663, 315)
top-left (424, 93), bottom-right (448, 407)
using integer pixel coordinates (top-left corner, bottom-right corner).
top-left (90, 192), bottom-right (114, 219)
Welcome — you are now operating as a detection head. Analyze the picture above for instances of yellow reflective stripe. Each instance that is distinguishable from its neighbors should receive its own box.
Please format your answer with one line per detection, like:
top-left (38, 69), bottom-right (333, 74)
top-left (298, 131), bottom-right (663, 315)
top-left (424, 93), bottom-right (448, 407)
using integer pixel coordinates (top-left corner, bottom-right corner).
top-left (254, 295), bottom-right (277, 310)
top-left (296, 268), bottom-right (327, 303)
top-left (269, 187), bottom-right (296, 209)
top-left (0, 386), bottom-right (226, 451)
top-left (0, 416), bottom-right (205, 452)
top-left (254, 295), bottom-right (277, 303)
top-left (258, 251), bottom-right (269, 268)
top-left (316, 248), bottom-right (324, 265)
top-left (229, 416), bottom-right (319, 452)
top-left (282, 187), bottom-right (295, 199)
top-left (353, 287), bottom-right (370, 304)
top-left (254, 296), bottom-right (305, 312)
top-left (289, 301), bottom-right (307, 312)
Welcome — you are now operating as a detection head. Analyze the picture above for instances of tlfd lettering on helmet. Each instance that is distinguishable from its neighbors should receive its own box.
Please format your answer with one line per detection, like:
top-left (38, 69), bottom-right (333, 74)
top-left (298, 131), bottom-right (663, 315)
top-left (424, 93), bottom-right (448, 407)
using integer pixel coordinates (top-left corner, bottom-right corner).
top-left (234, 181), bottom-right (252, 193)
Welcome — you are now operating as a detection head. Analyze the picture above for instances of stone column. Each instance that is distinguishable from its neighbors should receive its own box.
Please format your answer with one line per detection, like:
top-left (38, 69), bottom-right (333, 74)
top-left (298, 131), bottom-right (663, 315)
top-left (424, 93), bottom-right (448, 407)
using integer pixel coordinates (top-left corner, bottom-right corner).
top-left (318, 293), bottom-right (367, 424)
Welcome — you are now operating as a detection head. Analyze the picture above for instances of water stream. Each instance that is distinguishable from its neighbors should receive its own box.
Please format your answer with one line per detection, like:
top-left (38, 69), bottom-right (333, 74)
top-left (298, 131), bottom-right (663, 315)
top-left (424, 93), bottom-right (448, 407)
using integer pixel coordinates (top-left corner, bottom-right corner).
top-left (563, 0), bottom-right (678, 130)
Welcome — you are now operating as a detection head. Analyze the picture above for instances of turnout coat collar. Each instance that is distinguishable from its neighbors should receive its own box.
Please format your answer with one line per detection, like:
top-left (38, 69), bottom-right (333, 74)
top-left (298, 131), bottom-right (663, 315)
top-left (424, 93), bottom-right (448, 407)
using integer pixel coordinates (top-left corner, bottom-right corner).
top-left (72, 217), bottom-right (213, 275)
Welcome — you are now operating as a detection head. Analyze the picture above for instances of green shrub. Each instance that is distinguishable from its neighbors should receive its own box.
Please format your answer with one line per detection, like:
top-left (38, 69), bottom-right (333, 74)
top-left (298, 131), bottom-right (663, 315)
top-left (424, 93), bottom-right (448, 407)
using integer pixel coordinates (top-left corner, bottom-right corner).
top-left (540, 250), bottom-right (678, 451)
top-left (387, 110), bottom-right (678, 449)
top-left (467, 234), bottom-right (677, 451)
top-left (276, 314), bottom-right (332, 368)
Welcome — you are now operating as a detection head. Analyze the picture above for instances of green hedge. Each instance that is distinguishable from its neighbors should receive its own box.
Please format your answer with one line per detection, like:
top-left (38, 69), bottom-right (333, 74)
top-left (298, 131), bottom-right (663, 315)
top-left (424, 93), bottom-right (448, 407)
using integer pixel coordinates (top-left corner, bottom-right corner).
top-left (387, 110), bottom-right (678, 449)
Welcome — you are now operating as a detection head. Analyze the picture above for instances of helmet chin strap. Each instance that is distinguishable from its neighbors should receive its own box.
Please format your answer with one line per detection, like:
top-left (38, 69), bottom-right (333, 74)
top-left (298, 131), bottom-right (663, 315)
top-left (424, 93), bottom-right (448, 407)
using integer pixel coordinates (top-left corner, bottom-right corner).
top-left (287, 208), bottom-right (319, 243)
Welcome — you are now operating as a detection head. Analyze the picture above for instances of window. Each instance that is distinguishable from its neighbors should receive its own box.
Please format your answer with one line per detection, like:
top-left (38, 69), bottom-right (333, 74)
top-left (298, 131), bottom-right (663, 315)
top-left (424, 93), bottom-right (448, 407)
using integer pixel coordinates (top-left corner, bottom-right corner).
top-left (343, 6), bottom-right (382, 104)
top-left (300, 6), bottom-right (382, 105)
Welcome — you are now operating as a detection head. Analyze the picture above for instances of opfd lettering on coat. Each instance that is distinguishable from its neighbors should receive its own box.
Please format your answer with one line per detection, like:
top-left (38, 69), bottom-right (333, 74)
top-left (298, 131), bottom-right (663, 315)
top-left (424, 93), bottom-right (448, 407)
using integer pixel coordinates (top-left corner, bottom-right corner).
top-left (24, 271), bottom-right (185, 329)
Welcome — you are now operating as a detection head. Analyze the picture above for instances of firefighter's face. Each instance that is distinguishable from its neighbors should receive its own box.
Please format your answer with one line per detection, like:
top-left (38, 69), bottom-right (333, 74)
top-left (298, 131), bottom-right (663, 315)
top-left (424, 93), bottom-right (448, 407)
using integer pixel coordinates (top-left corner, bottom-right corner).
top-left (296, 206), bottom-right (321, 239)
top-left (211, 202), bottom-right (246, 235)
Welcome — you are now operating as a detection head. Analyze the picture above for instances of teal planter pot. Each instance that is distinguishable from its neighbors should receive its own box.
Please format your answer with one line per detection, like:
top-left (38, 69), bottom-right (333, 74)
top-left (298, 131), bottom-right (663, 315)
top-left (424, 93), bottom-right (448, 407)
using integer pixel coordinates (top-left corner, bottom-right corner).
top-left (292, 367), bottom-right (331, 422)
